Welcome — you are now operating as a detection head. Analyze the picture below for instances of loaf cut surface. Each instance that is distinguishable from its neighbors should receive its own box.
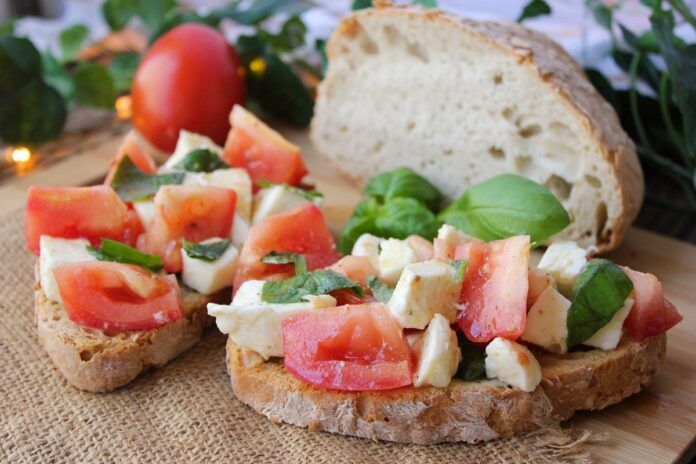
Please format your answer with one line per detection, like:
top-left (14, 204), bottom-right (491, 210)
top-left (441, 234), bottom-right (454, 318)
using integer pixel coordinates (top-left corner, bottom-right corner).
top-left (311, 5), bottom-right (643, 251)
top-left (225, 334), bottom-right (665, 444)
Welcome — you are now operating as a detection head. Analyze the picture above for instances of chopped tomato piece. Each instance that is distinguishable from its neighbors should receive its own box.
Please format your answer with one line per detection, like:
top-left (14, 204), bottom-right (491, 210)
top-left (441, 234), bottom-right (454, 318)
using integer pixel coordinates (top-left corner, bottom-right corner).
top-left (137, 185), bottom-right (236, 272)
top-left (327, 255), bottom-right (378, 305)
top-left (434, 238), bottom-right (454, 260)
top-left (406, 235), bottom-right (434, 261)
top-left (54, 261), bottom-right (183, 331)
top-left (622, 267), bottom-right (683, 340)
top-left (455, 235), bottom-right (530, 343)
top-left (221, 105), bottom-right (307, 187)
top-left (104, 130), bottom-right (158, 185)
top-left (527, 268), bottom-right (555, 308)
top-left (25, 186), bottom-right (128, 255)
top-left (119, 209), bottom-right (145, 247)
top-left (234, 203), bottom-right (340, 290)
top-left (282, 303), bottom-right (413, 391)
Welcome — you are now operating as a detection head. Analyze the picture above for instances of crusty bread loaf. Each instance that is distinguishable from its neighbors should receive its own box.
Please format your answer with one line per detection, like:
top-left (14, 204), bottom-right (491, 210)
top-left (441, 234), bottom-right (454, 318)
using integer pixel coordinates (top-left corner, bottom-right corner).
top-left (225, 334), bottom-right (665, 444)
top-left (34, 279), bottom-right (225, 393)
top-left (311, 5), bottom-right (643, 252)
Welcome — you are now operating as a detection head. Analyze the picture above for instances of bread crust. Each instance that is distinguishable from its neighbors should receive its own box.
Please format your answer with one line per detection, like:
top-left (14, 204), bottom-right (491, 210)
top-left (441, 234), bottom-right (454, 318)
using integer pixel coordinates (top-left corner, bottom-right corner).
top-left (225, 334), bottom-right (665, 444)
top-left (34, 281), bottom-right (225, 393)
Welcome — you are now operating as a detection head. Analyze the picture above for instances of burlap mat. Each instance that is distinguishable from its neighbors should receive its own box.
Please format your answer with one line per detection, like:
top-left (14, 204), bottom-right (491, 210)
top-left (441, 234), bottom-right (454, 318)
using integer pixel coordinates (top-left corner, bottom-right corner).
top-left (0, 209), bottom-right (598, 463)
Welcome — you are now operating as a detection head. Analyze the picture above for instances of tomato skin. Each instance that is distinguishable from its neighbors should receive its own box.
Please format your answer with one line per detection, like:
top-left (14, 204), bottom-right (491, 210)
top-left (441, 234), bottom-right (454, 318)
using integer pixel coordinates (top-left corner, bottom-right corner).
top-left (222, 105), bottom-right (307, 186)
top-left (327, 256), bottom-right (378, 305)
top-left (234, 203), bottom-right (340, 290)
top-left (622, 267), bottom-right (683, 340)
top-left (282, 303), bottom-right (413, 391)
top-left (137, 185), bottom-right (236, 272)
top-left (455, 235), bottom-right (530, 343)
top-left (132, 24), bottom-right (246, 152)
top-left (104, 130), bottom-right (158, 185)
top-left (25, 186), bottom-right (128, 255)
top-left (54, 262), bottom-right (183, 331)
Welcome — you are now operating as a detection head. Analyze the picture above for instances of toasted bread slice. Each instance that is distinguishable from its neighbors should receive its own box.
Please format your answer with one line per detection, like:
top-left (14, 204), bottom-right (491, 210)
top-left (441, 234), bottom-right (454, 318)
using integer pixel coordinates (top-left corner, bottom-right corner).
top-left (225, 334), bottom-right (665, 444)
top-left (34, 280), bottom-right (225, 393)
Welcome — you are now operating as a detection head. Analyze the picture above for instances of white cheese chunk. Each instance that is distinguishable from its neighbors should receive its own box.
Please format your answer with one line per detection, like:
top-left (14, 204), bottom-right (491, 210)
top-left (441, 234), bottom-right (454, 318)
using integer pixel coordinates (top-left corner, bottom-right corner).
top-left (39, 236), bottom-right (96, 303)
top-left (351, 233), bottom-right (384, 271)
top-left (183, 168), bottom-right (253, 221)
top-left (181, 238), bottom-right (239, 295)
top-left (207, 294), bottom-right (337, 359)
top-left (231, 213), bottom-right (249, 248)
top-left (485, 337), bottom-right (542, 392)
top-left (232, 280), bottom-right (265, 305)
top-left (132, 200), bottom-right (156, 231)
top-left (161, 130), bottom-right (223, 171)
top-left (251, 185), bottom-right (308, 225)
top-left (537, 242), bottom-right (589, 297)
top-left (387, 259), bottom-right (461, 329)
top-left (521, 286), bottom-right (570, 354)
top-left (583, 297), bottom-right (634, 350)
top-left (378, 238), bottom-right (418, 286)
top-left (436, 224), bottom-right (474, 248)
top-left (413, 314), bottom-right (461, 388)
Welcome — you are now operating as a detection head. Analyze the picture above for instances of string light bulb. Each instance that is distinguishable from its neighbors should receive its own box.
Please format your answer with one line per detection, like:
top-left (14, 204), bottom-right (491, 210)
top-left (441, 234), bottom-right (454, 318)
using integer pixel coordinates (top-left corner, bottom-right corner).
top-left (115, 95), bottom-right (133, 120)
top-left (249, 57), bottom-right (267, 76)
top-left (11, 147), bottom-right (32, 163)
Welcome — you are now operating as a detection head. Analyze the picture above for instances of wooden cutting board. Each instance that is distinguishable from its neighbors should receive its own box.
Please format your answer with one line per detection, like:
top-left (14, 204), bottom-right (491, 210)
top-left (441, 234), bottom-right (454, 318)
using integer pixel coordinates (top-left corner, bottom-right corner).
top-left (1, 124), bottom-right (694, 463)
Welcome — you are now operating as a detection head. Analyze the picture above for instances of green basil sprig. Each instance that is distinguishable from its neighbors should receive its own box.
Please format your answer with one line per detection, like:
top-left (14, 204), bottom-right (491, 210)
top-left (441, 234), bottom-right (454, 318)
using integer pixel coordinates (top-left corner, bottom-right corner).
top-left (261, 251), bottom-right (307, 275)
top-left (262, 270), bottom-right (363, 304)
top-left (438, 174), bottom-right (570, 245)
top-left (87, 238), bottom-right (163, 271)
top-left (566, 259), bottom-right (634, 348)
top-left (366, 275), bottom-right (393, 303)
top-left (110, 156), bottom-right (184, 202)
top-left (182, 239), bottom-right (231, 262)
top-left (364, 167), bottom-right (444, 211)
top-left (257, 180), bottom-right (323, 202)
top-left (455, 331), bottom-right (487, 381)
top-left (174, 148), bottom-right (228, 173)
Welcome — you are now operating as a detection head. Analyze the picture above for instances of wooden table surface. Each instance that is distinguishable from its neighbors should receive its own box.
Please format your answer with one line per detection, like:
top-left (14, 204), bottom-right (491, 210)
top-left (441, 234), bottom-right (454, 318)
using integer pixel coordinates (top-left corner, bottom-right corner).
top-left (1, 124), bottom-right (694, 464)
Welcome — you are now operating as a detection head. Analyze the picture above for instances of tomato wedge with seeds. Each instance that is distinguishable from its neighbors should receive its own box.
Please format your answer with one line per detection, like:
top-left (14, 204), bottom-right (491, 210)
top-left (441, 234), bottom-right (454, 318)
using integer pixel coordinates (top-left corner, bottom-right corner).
top-left (54, 261), bottom-right (183, 331)
top-left (282, 303), bottom-right (413, 391)
top-left (104, 130), bottom-right (158, 186)
top-left (455, 235), bottom-right (530, 343)
top-left (621, 267), bottom-right (683, 340)
top-left (233, 203), bottom-right (340, 290)
top-left (222, 105), bottom-right (307, 187)
top-left (137, 185), bottom-right (236, 272)
top-left (26, 186), bottom-right (128, 255)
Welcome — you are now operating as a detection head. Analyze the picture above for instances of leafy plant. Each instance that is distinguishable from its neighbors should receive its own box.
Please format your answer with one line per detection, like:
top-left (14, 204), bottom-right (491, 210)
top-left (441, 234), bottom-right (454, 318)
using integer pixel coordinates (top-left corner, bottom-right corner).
top-left (109, 156), bottom-right (184, 202)
top-left (261, 251), bottom-right (308, 275)
top-left (87, 238), bottom-right (163, 271)
top-left (174, 148), bottom-right (228, 172)
top-left (261, 270), bottom-right (363, 304)
top-left (182, 239), bottom-right (231, 261)
top-left (517, 0), bottom-right (551, 22)
top-left (366, 275), bottom-right (393, 303)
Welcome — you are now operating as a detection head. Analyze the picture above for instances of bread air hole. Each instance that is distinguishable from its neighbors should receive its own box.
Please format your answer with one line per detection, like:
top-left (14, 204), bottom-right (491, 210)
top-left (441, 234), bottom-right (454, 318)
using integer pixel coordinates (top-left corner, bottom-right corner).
top-left (550, 122), bottom-right (572, 138)
top-left (79, 350), bottom-right (94, 362)
top-left (383, 25), bottom-right (403, 45)
top-left (406, 41), bottom-right (429, 63)
top-left (519, 124), bottom-right (542, 138)
top-left (585, 174), bottom-right (602, 189)
top-left (513, 156), bottom-right (534, 176)
top-left (359, 34), bottom-right (378, 54)
top-left (545, 174), bottom-right (572, 201)
top-left (488, 146), bottom-right (505, 159)
top-left (493, 73), bottom-right (503, 85)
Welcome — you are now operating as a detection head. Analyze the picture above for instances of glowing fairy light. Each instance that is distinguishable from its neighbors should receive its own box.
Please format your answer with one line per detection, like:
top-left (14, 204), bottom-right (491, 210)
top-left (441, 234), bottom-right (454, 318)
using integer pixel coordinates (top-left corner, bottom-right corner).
top-left (115, 95), bottom-right (133, 120)
top-left (249, 57), bottom-right (267, 76)
top-left (11, 147), bottom-right (32, 163)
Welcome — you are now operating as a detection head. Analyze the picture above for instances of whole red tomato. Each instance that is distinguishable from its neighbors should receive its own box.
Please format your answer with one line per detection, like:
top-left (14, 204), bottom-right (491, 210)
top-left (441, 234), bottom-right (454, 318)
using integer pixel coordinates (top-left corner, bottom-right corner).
top-left (131, 23), bottom-right (246, 152)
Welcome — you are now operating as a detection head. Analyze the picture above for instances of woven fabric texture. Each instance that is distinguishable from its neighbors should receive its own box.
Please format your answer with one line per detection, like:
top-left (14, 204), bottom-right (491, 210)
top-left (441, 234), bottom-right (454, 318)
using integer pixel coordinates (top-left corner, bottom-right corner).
top-left (0, 209), bottom-right (596, 463)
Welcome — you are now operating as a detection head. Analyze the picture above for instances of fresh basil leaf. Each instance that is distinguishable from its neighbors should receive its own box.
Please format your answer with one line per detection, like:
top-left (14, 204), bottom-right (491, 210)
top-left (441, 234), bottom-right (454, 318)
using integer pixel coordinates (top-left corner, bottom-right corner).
top-left (0, 18), bottom-right (16, 36)
top-left (257, 180), bottom-right (323, 202)
top-left (517, 0), bottom-right (551, 22)
top-left (108, 52), bottom-right (140, 92)
top-left (364, 167), bottom-right (444, 211)
top-left (611, 49), bottom-right (662, 93)
top-left (174, 148), bottom-right (228, 172)
top-left (0, 79), bottom-right (67, 144)
top-left (59, 24), bottom-right (89, 62)
top-left (566, 259), bottom-right (634, 348)
top-left (73, 62), bottom-right (116, 108)
top-left (149, 10), bottom-right (221, 44)
top-left (87, 238), bottom-right (163, 271)
top-left (216, 0), bottom-right (311, 26)
top-left (136, 0), bottom-right (178, 31)
top-left (375, 197), bottom-right (441, 241)
top-left (182, 239), bottom-right (231, 262)
top-left (110, 156), bottom-right (184, 202)
top-left (259, 15), bottom-right (306, 52)
top-left (0, 36), bottom-right (42, 95)
top-left (41, 52), bottom-right (74, 100)
top-left (262, 251), bottom-right (307, 275)
top-left (587, 0), bottom-right (614, 30)
top-left (102, 0), bottom-right (137, 30)
top-left (585, 67), bottom-right (618, 109)
top-left (351, 0), bottom-right (372, 10)
top-left (413, 0), bottom-right (437, 7)
top-left (451, 259), bottom-right (468, 283)
top-left (438, 174), bottom-right (570, 245)
top-left (338, 198), bottom-right (380, 254)
top-left (262, 270), bottom-right (363, 304)
top-left (366, 275), bottom-right (393, 303)
top-left (455, 331), bottom-right (486, 381)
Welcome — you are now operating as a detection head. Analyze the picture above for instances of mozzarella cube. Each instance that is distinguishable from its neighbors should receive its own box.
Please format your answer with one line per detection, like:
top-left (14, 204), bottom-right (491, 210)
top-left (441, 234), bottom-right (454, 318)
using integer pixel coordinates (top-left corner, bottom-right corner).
top-left (351, 233), bottom-right (384, 270)
top-left (378, 238), bottom-right (419, 285)
top-left (521, 286), bottom-right (570, 354)
top-left (537, 242), bottom-right (589, 297)
top-left (232, 280), bottom-right (265, 305)
top-left (184, 168), bottom-right (253, 221)
top-left (207, 294), bottom-right (337, 359)
top-left (485, 338), bottom-right (542, 392)
top-left (252, 185), bottom-right (308, 225)
top-left (583, 297), bottom-right (634, 350)
top-left (39, 236), bottom-right (96, 303)
top-left (437, 224), bottom-right (474, 248)
top-left (414, 314), bottom-right (461, 387)
top-left (387, 259), bottom-right (461, 329)
top-left (161, 130), bottom-right (223, 171)
top-left (133, 200), bottom-right (156, 230)
top-left (231, 213), bottom-right (249, 248)
top-left (181, 238), bottom-right (239, 295)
